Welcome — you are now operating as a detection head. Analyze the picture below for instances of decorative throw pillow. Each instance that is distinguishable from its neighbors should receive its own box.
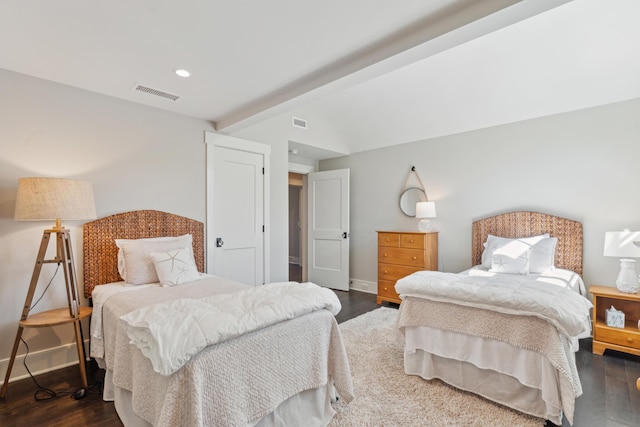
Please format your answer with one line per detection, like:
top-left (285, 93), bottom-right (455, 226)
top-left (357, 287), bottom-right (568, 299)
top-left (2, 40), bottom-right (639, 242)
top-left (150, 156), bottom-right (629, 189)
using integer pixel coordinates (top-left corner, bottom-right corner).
top-left (489, 250), bottom-right (530, 275)
top-left (116, 235), bottom-right (188, 281)
top-left (115, 234), bottom-right (193, 285)
top-left (481, 234), bottom-right (549, 269)
top-left (529, 237), bottom-right (558, 274)
top-left (150, 247), bottom-right (201, 286)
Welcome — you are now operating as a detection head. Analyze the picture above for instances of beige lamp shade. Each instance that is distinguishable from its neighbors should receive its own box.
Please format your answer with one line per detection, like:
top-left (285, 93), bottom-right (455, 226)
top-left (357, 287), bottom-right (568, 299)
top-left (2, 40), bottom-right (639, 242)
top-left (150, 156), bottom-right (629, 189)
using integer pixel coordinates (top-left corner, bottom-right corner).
top-left (415, 201), bottom-right (436, 219)
top-left (14, 177), bottom-right (97, 228)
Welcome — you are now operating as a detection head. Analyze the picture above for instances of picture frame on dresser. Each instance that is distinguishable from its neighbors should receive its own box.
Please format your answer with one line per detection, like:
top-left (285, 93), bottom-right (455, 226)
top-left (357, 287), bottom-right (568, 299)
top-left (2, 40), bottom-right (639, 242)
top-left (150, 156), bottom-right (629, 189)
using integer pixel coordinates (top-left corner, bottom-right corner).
top-left (376, 231), bottom-right (438, 304)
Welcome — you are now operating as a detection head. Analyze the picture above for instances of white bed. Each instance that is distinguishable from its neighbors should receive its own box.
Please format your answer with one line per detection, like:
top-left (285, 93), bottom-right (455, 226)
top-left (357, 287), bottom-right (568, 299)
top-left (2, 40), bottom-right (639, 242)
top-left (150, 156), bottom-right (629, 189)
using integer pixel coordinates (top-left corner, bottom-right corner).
top-left (83, 210), bottom-right (354, 427)
top-left (394, 211), bottom-right (592, 426)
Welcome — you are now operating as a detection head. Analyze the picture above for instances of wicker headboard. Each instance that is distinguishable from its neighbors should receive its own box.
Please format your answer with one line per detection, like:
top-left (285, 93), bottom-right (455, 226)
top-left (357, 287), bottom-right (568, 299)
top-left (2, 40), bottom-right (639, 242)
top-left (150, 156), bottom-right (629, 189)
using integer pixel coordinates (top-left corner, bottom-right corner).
top-left (83, 210), bottom-right (204, 298)
top-left (472, 211), bottom-right (583, 276)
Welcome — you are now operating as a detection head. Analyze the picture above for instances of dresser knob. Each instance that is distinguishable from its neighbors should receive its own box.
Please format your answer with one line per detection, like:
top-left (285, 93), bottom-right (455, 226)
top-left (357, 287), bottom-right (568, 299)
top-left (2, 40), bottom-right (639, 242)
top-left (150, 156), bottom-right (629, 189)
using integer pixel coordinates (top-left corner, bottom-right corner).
top-left (383, 287), bottom-right (388, 291)
top-left (384, 253), bottom-right (388, 257)
top-left (410, 239), bottom-right (414, 243)
top-left (384, 270), bottom-right (388, 274)
top-left (412, 256), bottom-right (417, 260)
top-left (628, 337), bottom-right (633, 343)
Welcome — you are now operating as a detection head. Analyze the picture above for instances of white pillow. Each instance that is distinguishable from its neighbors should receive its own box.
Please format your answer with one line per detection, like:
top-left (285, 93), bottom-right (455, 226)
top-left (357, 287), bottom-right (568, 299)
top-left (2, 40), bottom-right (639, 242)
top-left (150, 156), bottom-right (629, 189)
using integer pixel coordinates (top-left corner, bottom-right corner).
top-left (529, 237), bottom-right (558, 274)
top-left (116, 235), bottom-right (187, 281)
top-left (150, 247), bottom-right (201, 286)
top-left (115, 234), bottom-right (194, 285)
top-left (490, 250), bottom-right (530, 275)
top-left (481, 234), bottom-right (549, 269)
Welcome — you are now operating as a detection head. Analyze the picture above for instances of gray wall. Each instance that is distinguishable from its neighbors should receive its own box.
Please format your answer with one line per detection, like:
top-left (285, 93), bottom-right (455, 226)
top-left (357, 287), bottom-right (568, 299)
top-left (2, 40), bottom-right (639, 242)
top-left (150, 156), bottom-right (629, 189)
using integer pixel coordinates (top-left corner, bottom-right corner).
top-left (0, 69), bottom-right (290, 382)
top-left (321, 97), bottom-right (640, 289)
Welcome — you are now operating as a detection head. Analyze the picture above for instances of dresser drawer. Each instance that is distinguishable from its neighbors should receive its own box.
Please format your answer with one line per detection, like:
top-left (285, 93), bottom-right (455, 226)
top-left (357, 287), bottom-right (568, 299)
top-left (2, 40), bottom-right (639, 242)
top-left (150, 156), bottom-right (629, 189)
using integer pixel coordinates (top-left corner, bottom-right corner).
top-left (595, 325), bottom-right (640, 350)
top-left (378, 247), bottom-right (425, 267)
top-left (378, 232), bottom-right (400, 247)
top-left (378, 280), bottom-right (400, 300)
top-left (378, 264), bottom-right (422, 282)
top-left (400, 234), bottom-right (424, 249)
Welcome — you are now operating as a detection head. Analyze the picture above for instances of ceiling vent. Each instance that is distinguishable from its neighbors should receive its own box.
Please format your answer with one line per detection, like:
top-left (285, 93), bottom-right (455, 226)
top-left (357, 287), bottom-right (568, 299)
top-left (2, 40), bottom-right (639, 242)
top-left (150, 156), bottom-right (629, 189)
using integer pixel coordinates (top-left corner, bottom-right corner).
top-left (132, 83), bottom-right (180, 101)
top-left (292, 117), bottom-right (307, 130)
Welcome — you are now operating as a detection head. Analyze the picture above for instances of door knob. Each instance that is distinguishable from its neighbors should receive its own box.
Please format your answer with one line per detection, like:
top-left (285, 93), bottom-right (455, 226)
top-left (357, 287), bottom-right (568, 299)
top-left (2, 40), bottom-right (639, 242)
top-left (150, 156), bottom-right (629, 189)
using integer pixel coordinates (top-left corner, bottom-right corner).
top-left (216, 237), bottom-right (224, 247)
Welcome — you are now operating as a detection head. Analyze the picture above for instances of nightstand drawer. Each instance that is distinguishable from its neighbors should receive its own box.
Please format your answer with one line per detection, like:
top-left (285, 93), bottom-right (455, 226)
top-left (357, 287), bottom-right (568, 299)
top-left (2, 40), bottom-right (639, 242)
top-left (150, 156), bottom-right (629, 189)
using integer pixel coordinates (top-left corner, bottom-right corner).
top-left (378, 233), bottom-right (400, 247)
top-left (378, 247), bottom-right (424, 267)
top-left (378, 280), bottom-right (399, 300)
top-left (378, 264), bottom-right (422, 282)
top-left (595, 325), bottom-right (640, 350)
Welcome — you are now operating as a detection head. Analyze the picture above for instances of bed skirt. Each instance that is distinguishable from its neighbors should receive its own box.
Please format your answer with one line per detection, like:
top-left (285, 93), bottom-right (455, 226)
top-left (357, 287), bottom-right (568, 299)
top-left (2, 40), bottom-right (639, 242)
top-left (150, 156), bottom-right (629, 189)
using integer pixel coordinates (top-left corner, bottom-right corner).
top-left (404, 325), bottom-right (564, 425)
top-left (109, 371), bottom-right (337, 427)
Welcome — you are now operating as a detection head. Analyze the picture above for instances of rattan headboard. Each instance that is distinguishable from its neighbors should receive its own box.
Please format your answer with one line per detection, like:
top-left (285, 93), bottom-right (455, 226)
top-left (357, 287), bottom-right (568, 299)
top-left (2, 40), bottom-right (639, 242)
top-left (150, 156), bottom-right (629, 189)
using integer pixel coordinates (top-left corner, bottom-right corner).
top-left (472, 211), bottom-right (583, 276)
top-left (83, 210), bottom-right (204, 298)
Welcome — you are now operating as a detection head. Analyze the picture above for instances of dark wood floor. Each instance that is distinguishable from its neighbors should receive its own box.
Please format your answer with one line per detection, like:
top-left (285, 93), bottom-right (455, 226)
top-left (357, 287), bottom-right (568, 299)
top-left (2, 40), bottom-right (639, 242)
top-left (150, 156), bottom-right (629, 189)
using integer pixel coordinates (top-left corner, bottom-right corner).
top-left (1, 290), bottom-right (639, 427)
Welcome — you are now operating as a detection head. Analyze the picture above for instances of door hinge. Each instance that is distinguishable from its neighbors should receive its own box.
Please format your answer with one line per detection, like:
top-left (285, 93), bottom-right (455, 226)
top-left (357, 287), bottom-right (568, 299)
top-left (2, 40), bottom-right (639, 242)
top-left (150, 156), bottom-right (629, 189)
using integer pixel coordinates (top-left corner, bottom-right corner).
top-left (262, 225), bottom-right (265, 232)
top-left (262, 167), bottom-right (265, 174)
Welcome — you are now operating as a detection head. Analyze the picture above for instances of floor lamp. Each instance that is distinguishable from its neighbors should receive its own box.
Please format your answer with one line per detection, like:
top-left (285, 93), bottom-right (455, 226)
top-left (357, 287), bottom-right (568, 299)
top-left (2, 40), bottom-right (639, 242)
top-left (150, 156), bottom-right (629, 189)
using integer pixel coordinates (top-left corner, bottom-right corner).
top-left (0, 177), bottom-right (97, 399)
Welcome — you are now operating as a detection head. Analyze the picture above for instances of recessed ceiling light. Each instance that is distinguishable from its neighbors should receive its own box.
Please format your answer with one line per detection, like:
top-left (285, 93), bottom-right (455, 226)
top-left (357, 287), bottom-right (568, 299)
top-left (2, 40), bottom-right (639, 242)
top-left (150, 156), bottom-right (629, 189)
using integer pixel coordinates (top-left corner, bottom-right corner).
top-left (175, 69), bottom-right (190, 78)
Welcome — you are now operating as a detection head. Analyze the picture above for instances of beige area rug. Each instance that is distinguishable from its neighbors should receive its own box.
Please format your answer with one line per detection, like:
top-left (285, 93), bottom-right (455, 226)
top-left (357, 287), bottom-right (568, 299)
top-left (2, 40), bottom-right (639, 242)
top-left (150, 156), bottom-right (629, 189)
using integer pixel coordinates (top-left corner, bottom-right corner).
top-left (329, 307), bottom-right (543, 426)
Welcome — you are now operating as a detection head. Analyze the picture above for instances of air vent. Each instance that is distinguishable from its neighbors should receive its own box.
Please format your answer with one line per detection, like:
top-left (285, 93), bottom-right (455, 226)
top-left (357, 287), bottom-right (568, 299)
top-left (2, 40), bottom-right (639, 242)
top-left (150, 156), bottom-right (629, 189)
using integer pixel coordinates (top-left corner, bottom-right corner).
top-left (132, 83), bottom-right (180, 101)
top-left (292, 117), bottom-right (307, 129)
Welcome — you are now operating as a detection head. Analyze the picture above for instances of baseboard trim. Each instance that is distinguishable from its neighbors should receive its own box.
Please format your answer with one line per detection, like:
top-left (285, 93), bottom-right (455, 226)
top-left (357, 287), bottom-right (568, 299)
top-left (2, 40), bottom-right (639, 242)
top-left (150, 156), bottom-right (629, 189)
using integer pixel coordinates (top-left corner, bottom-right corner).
top-left (349, 279), bottom-right (377, 295)
top-left (0, 339), bottom-right (90, 387)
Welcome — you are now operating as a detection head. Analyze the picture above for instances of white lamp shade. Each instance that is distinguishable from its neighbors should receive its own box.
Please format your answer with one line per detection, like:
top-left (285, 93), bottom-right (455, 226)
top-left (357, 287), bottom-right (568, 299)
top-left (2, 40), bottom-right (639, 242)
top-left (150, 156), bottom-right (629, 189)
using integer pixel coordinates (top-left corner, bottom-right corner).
top-left (14, 177), bottom-right (97, 222)
top-left (603, 230), bottom-right (640, 258)
top-left (416, 201), bottom-right (436, 219)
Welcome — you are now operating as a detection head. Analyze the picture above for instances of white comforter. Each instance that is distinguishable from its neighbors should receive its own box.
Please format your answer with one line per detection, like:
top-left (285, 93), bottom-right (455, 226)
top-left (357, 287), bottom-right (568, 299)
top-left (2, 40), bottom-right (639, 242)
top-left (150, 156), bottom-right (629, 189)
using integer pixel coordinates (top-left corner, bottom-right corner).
top-left (395, 268), bottom-right (592, 340)
top-left (120, 281), bottom-right (341, 375)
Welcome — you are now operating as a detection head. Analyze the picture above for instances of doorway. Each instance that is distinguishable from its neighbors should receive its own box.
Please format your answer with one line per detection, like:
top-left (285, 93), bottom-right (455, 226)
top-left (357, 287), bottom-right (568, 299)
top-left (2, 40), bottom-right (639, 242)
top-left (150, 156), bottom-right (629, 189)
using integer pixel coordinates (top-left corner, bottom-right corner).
top-left (289, 173), bottom-right (303, 282)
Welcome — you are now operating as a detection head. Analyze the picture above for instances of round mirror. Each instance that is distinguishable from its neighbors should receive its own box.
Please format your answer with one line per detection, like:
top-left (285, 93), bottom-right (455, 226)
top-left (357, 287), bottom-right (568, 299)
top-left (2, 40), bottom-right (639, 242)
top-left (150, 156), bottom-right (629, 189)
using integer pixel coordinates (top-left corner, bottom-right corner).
top-left (399, 187), bottom-right (427, 217)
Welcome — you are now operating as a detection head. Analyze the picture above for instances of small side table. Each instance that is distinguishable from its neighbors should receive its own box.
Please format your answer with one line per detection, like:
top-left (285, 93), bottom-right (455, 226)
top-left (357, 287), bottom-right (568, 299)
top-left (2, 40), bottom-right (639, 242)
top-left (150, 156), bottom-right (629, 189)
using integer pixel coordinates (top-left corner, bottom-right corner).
top-left (590, 285), bottom-right (640, 356)
top-left (0, 306), bottom-right (92, 398)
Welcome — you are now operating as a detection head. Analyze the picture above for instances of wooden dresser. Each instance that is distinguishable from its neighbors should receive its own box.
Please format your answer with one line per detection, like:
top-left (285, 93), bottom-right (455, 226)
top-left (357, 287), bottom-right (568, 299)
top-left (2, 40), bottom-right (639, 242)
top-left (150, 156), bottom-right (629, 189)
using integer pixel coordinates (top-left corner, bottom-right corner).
top-left (377, 231), bottom-right (438, 304)
top-left (590, 285), bottom-right (640, 356)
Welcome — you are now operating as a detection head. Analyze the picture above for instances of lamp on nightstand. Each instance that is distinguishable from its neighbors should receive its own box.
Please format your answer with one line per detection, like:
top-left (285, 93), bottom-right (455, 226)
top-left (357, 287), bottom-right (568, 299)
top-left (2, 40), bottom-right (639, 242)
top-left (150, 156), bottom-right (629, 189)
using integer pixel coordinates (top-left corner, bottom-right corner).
top-left (604, 230), bottom-right (640, 294)
top-left (1, 177), bottom-right (97, 399)
top-left (416, 201), bottom-right (436, 232)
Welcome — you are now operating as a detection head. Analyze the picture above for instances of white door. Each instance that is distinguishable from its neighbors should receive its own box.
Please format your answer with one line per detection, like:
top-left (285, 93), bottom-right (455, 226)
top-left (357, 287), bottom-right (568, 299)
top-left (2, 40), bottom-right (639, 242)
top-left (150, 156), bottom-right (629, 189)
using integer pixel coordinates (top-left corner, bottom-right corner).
top-left (205, 133), bottom-right (270, 286)
top-left (307, 169), bottom-right (350, 290)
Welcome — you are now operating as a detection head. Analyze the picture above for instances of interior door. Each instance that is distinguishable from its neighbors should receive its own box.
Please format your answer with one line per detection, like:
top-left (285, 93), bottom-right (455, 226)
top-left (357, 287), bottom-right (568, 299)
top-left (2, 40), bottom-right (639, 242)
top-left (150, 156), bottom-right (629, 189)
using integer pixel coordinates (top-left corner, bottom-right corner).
top-left (206, 133), bottom-right (269, 286)
top-left (307, 169), bottom-right (350, 290)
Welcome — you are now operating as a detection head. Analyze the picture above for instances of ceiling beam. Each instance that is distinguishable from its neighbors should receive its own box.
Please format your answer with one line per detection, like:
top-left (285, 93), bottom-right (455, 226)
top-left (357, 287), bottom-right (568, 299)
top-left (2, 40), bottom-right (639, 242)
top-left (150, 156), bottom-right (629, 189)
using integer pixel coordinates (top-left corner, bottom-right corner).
top-left (216, 0), bottom-right (572, 133)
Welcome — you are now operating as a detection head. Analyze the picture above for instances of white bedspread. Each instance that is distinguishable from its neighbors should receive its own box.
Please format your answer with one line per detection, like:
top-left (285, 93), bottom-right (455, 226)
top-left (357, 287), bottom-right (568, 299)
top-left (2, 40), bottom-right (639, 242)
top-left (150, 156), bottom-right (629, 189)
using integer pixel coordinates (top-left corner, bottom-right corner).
top-left (120, 281), bottom-right (341, 375)
top-left (395, 269), bottom-right (592, 340)
top-left (91, 277), bottom-right (354, 426)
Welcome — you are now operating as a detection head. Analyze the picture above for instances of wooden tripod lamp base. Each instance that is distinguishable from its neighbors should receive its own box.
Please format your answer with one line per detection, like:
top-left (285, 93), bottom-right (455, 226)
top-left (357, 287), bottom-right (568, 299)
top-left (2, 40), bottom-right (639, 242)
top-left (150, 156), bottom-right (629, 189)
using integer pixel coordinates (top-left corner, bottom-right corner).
top-left (0, 229), bottom-right (92, 399)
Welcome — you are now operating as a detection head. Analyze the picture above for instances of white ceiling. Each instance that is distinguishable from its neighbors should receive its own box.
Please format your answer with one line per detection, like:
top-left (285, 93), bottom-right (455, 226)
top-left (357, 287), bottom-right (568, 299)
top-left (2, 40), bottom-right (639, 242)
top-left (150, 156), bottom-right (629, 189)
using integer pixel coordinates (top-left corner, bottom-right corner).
top-left (2, 0), bottom-right (639, 160)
